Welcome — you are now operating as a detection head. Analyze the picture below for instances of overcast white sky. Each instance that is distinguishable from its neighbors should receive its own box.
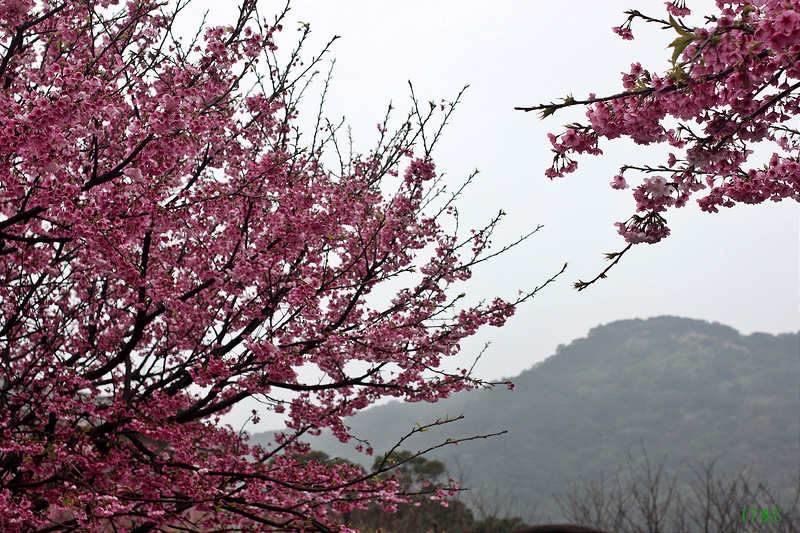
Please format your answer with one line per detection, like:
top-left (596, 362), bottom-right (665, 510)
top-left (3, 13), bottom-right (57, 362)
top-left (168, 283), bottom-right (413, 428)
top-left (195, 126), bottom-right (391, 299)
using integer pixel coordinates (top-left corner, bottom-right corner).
top-left (199, 1), bottom-right (799, 429)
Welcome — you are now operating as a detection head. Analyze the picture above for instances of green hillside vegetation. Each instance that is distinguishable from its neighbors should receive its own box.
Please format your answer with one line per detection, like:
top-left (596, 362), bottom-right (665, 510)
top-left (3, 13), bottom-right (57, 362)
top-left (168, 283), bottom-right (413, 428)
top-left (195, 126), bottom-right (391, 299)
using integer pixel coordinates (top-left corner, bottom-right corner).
top-left (250, 316), bottom-right (799, 523)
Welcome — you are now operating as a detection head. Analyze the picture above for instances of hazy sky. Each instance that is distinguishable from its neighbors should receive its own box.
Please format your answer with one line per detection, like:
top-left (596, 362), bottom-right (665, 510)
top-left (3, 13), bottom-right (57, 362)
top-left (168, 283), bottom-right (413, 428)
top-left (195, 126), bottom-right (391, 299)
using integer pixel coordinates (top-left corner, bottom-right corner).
top-left (195, 1), bottom-right (799, 429)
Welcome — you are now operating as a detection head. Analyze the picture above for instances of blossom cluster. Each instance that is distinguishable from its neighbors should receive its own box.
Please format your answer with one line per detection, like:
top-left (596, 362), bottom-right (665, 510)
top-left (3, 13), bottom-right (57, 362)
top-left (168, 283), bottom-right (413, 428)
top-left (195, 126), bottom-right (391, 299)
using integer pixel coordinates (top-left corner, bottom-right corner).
top-left (534, 0), bottom-right (800, 245)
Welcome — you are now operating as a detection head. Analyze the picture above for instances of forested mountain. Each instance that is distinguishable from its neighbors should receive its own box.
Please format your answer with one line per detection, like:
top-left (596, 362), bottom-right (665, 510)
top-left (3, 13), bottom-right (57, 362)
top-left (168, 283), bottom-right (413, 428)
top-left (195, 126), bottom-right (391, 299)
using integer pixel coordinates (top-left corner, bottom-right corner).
top-left (251, 316), bottom-right (799, 523)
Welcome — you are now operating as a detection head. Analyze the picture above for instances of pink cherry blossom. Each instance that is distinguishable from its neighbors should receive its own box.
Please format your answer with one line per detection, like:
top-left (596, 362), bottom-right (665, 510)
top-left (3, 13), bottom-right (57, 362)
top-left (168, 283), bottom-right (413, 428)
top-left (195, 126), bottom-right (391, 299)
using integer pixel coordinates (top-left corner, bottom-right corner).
top-left (613, 26), bottom-right (635, 40)
top-left (611, 175), bottom-right (630, 190)
top-left (519, 0), bottom-right (800, 287)
top-left (0, 1), bottom-right (547, 531)
top-left (665, 1), bottom-right (691, 18)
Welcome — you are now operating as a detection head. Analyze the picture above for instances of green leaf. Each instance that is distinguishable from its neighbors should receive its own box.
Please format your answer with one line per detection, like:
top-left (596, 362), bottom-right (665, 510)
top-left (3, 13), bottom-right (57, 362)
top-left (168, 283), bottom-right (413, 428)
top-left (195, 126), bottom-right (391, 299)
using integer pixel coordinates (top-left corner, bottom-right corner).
top-left (669, 34), bottom-right (695, 66)
top-left (540, 105), bottom-right (558, 119)
top-left (668, 15), bottom-right (693, 37)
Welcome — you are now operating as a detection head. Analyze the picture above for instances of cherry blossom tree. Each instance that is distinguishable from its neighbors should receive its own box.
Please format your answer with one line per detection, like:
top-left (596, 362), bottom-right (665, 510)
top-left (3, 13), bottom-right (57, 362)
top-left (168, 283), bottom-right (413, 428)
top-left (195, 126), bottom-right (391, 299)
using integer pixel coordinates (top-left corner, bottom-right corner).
top-left (519, 0), bottom-right (800, 289)
top-left (0, 1), bottom-right (556, 531)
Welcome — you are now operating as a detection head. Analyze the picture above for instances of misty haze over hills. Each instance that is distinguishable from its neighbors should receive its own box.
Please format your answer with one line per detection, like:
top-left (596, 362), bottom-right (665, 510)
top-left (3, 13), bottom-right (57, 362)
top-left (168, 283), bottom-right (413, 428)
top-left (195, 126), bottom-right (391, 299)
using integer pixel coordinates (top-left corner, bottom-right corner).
top-left (251, 316), bottom-right (799, 522)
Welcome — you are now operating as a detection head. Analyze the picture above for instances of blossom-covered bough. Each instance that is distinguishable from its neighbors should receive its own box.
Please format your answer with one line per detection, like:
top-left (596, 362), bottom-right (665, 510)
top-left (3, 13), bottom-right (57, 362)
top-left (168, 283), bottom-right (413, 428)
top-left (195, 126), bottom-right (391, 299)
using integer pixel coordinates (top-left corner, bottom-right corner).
top-left (0, 0), bottom-right (559, 531)
top-left (519, 0), bottom-right (800, 289)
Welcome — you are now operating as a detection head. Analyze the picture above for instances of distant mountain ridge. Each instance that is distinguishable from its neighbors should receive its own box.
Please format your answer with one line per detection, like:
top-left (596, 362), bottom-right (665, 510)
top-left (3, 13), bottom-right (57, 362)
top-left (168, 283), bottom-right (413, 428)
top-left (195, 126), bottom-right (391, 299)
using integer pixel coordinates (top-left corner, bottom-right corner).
top-left (250, 316), bottom-right (799, 522)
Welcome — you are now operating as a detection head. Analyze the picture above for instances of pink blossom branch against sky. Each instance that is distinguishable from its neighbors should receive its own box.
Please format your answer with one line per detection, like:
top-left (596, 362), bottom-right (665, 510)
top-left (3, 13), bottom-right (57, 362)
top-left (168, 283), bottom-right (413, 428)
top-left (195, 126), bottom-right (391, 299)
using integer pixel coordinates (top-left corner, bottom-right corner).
top-left (525, 1), bottom-right (800, 270)
top-left (2, 0), bottom-right (553, 526)
top-left (177, 0), bottom-right (798, 431)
